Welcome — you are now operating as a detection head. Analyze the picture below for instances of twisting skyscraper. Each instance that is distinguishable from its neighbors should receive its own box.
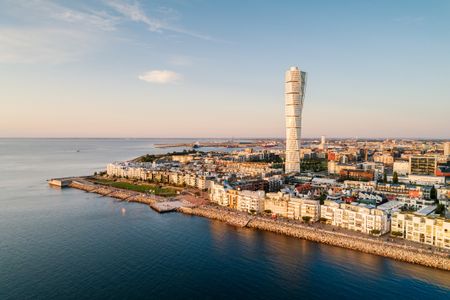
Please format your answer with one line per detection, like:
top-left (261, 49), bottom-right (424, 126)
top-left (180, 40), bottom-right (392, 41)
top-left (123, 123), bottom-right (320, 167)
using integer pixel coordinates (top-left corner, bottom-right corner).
top-left (285, 66), bottom-right (307, 174)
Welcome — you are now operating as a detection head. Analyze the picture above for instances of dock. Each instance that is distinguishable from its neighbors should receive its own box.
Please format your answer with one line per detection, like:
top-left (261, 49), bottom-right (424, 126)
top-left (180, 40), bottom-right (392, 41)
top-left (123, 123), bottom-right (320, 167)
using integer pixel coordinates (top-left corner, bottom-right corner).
top-left (48, 178), bottom-right (73, 187)
top-left (150, 200), bottom-right (188, 213)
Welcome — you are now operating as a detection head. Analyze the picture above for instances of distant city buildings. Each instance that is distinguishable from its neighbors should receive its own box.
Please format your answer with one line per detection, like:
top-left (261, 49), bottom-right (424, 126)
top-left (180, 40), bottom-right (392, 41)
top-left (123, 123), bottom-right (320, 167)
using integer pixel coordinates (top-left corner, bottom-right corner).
top-left (102, 68), bottom-right (449, 249)
top-left (285, 66), bottom-right (306, 174)
top-left (444, 142), bottom-right (450, 158)
top-left (409, 156), bottom-right (437, 175)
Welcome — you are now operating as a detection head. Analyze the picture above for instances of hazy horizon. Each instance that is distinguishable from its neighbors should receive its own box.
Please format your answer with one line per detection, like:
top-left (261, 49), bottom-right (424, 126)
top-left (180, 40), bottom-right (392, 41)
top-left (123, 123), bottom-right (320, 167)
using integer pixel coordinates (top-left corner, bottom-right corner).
top-left (0, 136), bottom-right (448, 140)
top-left (1, 0), bottom-right (449, 138)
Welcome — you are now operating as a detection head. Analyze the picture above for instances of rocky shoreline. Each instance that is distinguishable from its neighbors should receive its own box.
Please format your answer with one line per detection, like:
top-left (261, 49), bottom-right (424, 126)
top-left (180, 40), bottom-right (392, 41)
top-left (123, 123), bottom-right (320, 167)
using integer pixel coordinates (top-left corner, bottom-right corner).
top-left (65, 180), bottom-right (450, 271)
top-left (69, 179), bottom-right (159, 205)
top-left (179, 206), bottom-right (450, 271)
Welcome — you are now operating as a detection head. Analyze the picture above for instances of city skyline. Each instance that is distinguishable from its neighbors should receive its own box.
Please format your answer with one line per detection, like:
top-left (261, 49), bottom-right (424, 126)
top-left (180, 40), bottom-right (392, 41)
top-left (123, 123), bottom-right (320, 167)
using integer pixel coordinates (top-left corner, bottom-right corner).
top-left (1, 0), bottom-right (450, 138)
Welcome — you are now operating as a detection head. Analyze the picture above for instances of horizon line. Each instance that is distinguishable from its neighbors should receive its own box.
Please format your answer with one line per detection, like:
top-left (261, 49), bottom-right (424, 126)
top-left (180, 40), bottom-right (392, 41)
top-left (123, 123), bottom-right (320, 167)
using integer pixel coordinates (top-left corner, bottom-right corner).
top-left (1, 136), bottom-right (449, 140)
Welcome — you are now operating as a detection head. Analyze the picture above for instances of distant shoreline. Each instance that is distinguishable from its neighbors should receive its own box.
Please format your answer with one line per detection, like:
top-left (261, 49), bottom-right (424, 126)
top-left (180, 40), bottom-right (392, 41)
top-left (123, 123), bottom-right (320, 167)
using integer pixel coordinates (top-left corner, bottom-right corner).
top-left (52, 176), bottom-right (450, 271)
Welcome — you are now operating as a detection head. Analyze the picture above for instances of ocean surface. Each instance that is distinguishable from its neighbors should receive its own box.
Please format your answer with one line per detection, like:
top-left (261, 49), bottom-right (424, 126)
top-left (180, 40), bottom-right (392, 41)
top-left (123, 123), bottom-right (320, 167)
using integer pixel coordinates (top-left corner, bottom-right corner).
top-left (0, 138), bottom-right (449, 300)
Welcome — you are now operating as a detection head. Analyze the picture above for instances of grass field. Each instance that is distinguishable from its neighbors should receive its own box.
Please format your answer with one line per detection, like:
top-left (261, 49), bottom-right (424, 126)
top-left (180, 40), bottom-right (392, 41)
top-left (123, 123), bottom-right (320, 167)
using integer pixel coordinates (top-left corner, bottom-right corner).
top-left (93, 178), bottom-right (177, 197)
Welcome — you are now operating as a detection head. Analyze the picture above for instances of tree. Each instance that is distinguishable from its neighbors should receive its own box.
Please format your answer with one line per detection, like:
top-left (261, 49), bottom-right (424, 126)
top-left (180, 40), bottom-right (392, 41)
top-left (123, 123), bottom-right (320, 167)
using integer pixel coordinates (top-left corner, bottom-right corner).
top-left (383, 172), bottom-right (387, 183)
top-left (318, 194), bottom-right (327, 205)
top-left (319, 217), bottom-right (328, 223)
top-left (302, 216), bottom-right (312, 223)
top-left (430, 186), bottom-right (437, 202)
top-left (391, 231), bottom-right (403, 237)
top-left (249, 209), bottom-right (256, 214)
top-left (392, 172), bottom-right (398, 184)
top-left (264, 209), bottom-right (272, 214)
top-left (370, 229), bottom-right (381, 235)
top-left (435, 204), bottom-right (445, 217)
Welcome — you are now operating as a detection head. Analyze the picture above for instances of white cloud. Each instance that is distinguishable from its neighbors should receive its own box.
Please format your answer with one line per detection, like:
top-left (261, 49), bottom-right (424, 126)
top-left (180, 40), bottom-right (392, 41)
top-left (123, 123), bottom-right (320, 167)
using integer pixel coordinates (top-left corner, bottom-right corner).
top-left (0, 28), bottom-right (95, 64)
top-left (138, 70), bottom-right (182, 84)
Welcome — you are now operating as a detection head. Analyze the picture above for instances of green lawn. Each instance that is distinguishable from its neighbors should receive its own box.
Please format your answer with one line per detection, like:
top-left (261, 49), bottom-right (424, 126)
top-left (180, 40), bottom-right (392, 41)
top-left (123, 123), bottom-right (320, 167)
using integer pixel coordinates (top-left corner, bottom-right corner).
top-left (93, 178), bottom-right (177, 197)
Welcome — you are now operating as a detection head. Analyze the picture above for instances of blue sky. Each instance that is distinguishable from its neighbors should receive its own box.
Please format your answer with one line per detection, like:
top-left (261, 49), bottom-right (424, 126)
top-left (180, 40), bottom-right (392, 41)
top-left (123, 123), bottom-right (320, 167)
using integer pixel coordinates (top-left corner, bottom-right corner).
top-left (1, 0), bottom-right (449, 138)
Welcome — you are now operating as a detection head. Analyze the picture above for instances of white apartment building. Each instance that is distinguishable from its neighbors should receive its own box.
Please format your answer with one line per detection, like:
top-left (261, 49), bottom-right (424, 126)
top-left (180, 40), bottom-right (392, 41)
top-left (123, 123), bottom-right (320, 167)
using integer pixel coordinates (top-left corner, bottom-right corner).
top-left (373, 153), bottom-right (394, 165)
top-left (237, 190), bottom-right (266, 213)
top-left (344, 180), bottom-right (376, 191)
top-left (444, 142), bottom-right (450, 158)
top-left (396, 197), bottom-right (435, 210)
top-left (393, 160), bottom-right (410, 176)
top-left (407, 174), bottom-right (445, 186)
top-left (264, 192), bottom-right (320, 221)
top-left (288, 198), bottom-right (320, 221)
top-left (321, 200), bottom-right (390, 234)
top-left (209, 182), bottom-right (230, 206)
top-left (391, 212), bottom-right (450, 249)
top-left (264, 192), bottom-right (290, 216)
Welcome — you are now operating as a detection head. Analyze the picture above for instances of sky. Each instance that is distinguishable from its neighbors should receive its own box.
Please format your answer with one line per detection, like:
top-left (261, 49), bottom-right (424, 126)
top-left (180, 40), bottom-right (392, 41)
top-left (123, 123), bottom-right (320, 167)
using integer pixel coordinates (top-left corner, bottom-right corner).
top-left (0, 0), bottom-right (449, 139)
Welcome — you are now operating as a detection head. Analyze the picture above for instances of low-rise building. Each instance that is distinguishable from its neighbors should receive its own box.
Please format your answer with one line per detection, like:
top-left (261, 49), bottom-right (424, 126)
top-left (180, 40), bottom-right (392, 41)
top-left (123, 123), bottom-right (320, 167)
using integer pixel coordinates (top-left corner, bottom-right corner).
top-left (391, 212), bottom-right (450, 249)
top-left (237, 190), bottom-right (266, 213)
top-left (264, 192), bottom-right (320, 221)
top-left (320, 200), bottom-right (390, 234)
top-left (209, 182), bottom-right (230, 206)
top-left (393, 160), bottom-right (410, 176)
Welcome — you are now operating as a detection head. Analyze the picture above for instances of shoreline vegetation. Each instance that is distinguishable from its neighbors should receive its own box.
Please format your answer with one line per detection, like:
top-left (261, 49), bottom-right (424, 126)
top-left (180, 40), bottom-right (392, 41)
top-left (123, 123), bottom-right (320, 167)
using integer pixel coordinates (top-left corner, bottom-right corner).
top-left (58, 177), bottom-right (450, 271)
top-left (91, 177), bottom-right (178, 197)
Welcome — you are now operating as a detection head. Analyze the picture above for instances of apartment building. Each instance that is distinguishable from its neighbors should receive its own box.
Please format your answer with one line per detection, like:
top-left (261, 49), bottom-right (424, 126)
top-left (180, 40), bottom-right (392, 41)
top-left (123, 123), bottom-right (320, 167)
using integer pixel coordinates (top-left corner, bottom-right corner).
top-left (264, 192), bottom-right (320, 221)
top-left (409, 156), bottom-right (437, 176)
top-left (237, 190), bottom-right (266, 213)
top-left (393, 160), bottom-right (410, 176)
top-left (209, 182), bottom-right (230, 206)
top-left (391, 212), bottom-right (450, 249)
top-left (320, 200), bottom-right (390, 234)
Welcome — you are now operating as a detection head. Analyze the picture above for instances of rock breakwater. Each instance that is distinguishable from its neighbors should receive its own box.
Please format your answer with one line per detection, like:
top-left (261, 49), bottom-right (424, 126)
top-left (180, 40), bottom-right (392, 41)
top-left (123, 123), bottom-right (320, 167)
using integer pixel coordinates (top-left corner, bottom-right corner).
top-left (179, 206), bottom-right (450, 271)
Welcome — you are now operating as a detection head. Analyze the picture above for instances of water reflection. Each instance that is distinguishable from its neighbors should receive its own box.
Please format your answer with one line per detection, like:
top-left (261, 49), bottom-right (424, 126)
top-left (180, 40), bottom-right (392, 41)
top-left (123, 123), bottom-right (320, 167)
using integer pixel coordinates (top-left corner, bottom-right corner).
top-left (207, 216), bottom-right (450, 291)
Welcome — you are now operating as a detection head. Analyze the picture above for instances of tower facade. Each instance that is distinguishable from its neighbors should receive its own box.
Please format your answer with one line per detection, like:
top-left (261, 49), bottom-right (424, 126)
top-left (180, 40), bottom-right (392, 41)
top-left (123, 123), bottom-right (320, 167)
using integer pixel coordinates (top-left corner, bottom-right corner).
top-left (285, 66), bottom-right (307, 174)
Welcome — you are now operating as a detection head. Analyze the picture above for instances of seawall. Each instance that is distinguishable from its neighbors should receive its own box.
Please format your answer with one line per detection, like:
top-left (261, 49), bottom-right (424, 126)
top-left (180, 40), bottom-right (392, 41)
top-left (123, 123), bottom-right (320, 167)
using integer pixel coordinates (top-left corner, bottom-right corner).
top-left (62, 179), bottom-right (450, 271)
top-left (69, 179), bottom-right (158, 205)
top-left (179, 206), bottom-right (251, 227)
top-left (179, 206), bottom-right (450, 271)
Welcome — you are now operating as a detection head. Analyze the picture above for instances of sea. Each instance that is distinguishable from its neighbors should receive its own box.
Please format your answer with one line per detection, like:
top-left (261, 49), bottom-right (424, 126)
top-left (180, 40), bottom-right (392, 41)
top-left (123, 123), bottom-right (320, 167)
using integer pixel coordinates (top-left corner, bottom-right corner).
top-left (0, 138), bottom-right (449, 300)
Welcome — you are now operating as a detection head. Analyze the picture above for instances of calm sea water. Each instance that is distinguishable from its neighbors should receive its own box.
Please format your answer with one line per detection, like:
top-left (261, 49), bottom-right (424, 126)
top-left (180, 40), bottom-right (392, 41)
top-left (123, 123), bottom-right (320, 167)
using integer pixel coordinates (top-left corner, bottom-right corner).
top-left (0, 138), bottom-right (449, 300)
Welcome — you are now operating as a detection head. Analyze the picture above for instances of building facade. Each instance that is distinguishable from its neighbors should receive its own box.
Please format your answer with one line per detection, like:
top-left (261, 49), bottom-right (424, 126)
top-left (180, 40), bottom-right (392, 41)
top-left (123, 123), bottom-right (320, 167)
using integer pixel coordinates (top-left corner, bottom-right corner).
top-left (285, 66), bottom-right (306, 174)
top-left (391, 212), bottom-right (450, 249)
top-left (409, 156), bottom-right (437, 175)
top-left (320, 200), bottom-right (390, 234)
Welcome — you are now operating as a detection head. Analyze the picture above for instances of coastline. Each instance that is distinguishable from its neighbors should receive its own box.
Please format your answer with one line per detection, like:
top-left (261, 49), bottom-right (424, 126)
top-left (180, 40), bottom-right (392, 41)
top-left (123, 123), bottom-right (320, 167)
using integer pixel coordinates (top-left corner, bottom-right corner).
top-left (63, 178), bottom-right (450, 271)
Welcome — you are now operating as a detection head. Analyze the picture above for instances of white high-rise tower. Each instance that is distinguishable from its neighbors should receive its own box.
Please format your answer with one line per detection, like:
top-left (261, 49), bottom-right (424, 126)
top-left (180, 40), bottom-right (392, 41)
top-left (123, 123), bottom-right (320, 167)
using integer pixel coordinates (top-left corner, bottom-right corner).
top-left (285, 66), bottom-right (306, 174)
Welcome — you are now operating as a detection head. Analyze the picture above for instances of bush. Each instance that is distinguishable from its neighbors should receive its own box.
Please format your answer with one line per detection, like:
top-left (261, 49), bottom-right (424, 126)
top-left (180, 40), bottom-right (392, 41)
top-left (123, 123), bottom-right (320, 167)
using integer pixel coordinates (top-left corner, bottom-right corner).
top-left (370, 229), bottom-right (381, 235)
top-left (391, 231), bottom-right (403, 237)
top-left (302, 216), bottom-right (312, 223)
top-left (319, 217), bottom-right (328, 223)
top-left (264, 209), bottom-right (272, 214)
